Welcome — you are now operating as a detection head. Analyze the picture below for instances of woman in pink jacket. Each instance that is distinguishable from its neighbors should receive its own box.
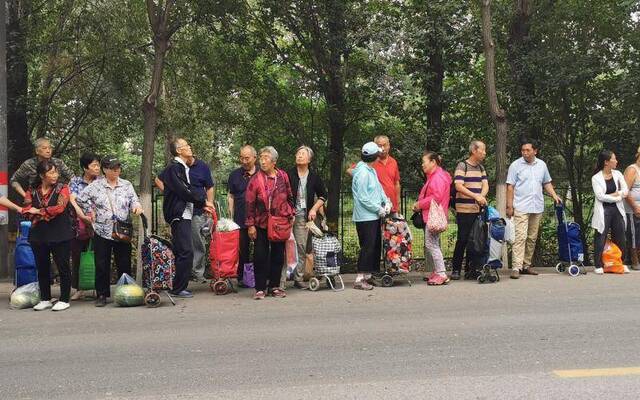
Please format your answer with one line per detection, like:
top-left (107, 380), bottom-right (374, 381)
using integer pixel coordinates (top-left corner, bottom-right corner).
top-left (413, 151), bottom-right (452, 285)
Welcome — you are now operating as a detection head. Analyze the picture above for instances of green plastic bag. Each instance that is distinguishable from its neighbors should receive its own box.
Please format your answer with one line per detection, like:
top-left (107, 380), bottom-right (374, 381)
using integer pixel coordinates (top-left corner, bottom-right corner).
top-left (78, 240), bottom-right (96, 290)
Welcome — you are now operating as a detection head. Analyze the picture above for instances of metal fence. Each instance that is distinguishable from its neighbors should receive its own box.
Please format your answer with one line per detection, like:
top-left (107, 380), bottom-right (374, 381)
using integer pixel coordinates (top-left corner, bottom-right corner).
top-left (152, 185), bottom-right (595, 266)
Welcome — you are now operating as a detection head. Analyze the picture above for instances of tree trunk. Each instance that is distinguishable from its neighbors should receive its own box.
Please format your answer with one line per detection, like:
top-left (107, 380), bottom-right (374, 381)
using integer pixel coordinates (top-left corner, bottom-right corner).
top-left (480, 0), bottom-right (509, 265)
top-left (7, 0), bottom-right (32, 232)
top-left (321, 0), bottom-right (346, 233)
top-left (506, 0), bottom-right (537, 140)
top-left (425, 43), bottom-right (444, 152)
top-left (138, 0), bottom-right (175, 281)
top-left (480, 0), bottom-right (508, 215)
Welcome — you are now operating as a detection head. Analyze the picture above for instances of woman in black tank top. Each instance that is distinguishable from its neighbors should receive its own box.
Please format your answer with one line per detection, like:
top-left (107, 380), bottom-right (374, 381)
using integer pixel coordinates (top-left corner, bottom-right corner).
top-left (22, 160), bottom-right (75, 311)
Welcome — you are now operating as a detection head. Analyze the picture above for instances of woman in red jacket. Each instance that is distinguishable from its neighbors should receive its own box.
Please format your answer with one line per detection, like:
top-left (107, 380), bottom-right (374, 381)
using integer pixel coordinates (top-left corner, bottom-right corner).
top-left (22, 160), bottom-right (76, 311)
top-left (413, 151), bottom-right (452, 286)
top-left (245, 146), bottom-right (295, 300)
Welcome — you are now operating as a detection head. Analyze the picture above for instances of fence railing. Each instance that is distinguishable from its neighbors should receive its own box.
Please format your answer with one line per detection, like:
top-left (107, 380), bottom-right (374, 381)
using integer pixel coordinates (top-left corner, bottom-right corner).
top-left (151, 185), bottom-right (595, 266)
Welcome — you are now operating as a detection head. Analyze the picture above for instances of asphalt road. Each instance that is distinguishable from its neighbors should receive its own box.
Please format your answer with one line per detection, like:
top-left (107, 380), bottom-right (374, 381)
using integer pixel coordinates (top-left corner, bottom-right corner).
top-left (2, 270), bottom-right (640, 400)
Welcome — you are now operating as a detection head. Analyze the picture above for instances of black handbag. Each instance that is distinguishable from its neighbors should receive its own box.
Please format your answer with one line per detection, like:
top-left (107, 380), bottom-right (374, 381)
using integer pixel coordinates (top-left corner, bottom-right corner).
top-left (107, 193), bottom-right (133, 242)
top-left (411, 211), bottom-right (425, 229)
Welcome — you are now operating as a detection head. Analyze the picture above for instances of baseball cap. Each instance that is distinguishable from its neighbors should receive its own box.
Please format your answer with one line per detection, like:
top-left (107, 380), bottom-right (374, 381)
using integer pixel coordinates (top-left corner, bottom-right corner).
top-left (361, 142), bottom-right (382, 157)
top-left (101, 155), bottom-right (122, 170)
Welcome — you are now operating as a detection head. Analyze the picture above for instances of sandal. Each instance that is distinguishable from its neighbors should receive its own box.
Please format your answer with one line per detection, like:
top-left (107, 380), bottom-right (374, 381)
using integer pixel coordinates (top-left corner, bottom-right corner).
top-left (270, 288), bottom-right (287, 298)
top-left (253, 291), bottom-right (266, 300)
top-left (423, 272), bottom-right (437, 282)
top-left (428, 274), bottom-right (450, 286)
top-left (353, 280), bottom-right (374, 290)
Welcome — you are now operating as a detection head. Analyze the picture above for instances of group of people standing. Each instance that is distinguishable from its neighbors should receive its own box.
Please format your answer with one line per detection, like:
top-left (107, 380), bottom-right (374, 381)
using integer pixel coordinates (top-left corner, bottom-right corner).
top-left (2, 136), bottom-right (639, 308)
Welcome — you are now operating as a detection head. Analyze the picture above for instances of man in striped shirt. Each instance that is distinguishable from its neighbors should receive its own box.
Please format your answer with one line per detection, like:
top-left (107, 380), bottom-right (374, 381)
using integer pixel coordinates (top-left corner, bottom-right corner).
top-left (451, 140), bottom-right (489, 280)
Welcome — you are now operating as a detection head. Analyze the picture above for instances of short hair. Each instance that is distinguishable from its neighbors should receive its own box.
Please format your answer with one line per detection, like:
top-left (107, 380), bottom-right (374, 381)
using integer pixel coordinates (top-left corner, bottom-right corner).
top-left (240, 144), bottom-right (257, 157)
top-left (374, 135), bottom-right (390, 144)
top-left (34, 160), bottom-right (57, 187)
top-left (259, 146), bottom-right (279, 163)
top-left (520, 137), bottom-right (539, 150)
top-left (169, 138), bottom-right (185, 157)
top-left (296, 145), bottom-right (314, 161)
top-left (34, 137), bottom-right (51, 149)
top-left (469, 140), bottom-right (485, 155)
top-left (79, 152), bottom-right (100, 170)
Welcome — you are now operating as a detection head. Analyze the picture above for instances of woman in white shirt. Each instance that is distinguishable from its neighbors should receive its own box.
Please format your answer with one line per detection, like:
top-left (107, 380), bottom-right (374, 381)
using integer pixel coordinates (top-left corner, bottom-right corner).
top-left (591, 150), bottom-right (628, 274)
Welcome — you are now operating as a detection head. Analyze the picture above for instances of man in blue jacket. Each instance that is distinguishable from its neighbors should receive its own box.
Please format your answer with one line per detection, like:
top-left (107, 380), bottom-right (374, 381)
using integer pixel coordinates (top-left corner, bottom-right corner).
top-left (159, 138), bottom-right (213, 297)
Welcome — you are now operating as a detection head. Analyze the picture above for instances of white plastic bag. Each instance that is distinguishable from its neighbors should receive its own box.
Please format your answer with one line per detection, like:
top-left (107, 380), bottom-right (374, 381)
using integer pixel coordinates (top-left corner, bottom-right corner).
top-left (285, 233), bottom-right (298, 280)
top-left (114, 273), bottom-right (144, 307)
top-left (505, 218), bottom-right (515, 244)
top-left (10, 282), bottom-right (40, 309)
top-left (216, 218), bottom-right (240, 232)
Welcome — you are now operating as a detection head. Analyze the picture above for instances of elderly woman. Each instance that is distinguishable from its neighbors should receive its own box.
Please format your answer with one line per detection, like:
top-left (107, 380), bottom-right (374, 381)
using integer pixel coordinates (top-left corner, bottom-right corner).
top-left (76, 156), bottom-right (143, 306)
top-left (284, 145), bottom-right (327, 289)
top-left (22, 160), bottom-right (75, 311)
top-left (68, 152), bottom-right (102, 300)
top-left (413, 151), bottom-right (452, 286)
top-left (352, 142), bottom-right (390, 290)
top-left (245, 146), bottom-right (295, 299)
top-left (624, 146), bottom-right (640, 270)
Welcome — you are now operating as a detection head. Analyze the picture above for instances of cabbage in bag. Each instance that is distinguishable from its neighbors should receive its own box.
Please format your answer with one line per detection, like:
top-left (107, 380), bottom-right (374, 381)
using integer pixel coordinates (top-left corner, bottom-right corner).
top-left (10, 282), bottom-right (41, 310)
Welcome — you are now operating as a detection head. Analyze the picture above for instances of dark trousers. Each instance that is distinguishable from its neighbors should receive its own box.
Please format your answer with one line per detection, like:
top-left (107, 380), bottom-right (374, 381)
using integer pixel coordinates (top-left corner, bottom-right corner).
top-left (71, 237), bottom-right (91, 289)
top-left (94, 235), bottom-right (131, 298)
top-left (356, 219), bottom-right (381, 273)
top-left (31, 240), bottom-right (72, 303)
top-left (237, 228), bottom-right (250, 280)
top-left (594, 206), bottom-right (626, 269)
top-left (253, 227), bottom-right (285, 292)
top-left (452, 212), bottom-right (480, 273)
top-left (625, 213), bottom-right (639, 265)
top-left (171, 219), bottom-right (193, 294)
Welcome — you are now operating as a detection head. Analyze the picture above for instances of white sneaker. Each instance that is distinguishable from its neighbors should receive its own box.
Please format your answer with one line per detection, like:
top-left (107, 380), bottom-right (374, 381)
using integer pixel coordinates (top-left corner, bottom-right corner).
top-left (594, 267), bottom-right (604, 275)
top-left (52, 301), bottom-right (70, 311)
top-left (33, 301), bottom-right (53, 311)
top-left (623, 265), bottom-right (630, 274)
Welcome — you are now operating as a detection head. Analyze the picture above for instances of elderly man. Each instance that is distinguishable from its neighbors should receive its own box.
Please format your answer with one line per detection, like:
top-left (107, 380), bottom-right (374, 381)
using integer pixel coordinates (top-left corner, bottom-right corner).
top-left (347, 135), bottom-right (401, 213)
top-left (451, 140), bottom-right (489, 280)
top-left (159, 138), bottom-right (214, 297)
top-left (11, 137), bottom-right (74, 198)
top-left (506, 138), bottom-right (561, 279)
top-left (227, 145), bottom-right (258, 287)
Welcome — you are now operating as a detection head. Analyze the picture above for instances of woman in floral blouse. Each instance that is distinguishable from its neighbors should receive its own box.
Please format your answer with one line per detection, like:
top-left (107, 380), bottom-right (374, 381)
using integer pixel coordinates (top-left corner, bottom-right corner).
top-left (22, 160), bottom-right (76, 311)
top-left (76, 156), bottom-right (142, 307)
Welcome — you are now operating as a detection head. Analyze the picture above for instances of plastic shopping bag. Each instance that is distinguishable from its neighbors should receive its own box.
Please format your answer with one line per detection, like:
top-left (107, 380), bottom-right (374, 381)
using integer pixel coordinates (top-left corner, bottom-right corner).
top-left (603, 240), bottom-right (624, 274)
top-left (10, 282), bottom-right (41, 309)
top-left (78, 241), bottom-right (95, 290)
top-left (114, 273), bottom-right (145, 307)
top-left (242, 263), bottom-right (255, 288)
top-left (285, 233), bottom-right (298, 280)
top-left (505, 218), bottom-right (515, 244)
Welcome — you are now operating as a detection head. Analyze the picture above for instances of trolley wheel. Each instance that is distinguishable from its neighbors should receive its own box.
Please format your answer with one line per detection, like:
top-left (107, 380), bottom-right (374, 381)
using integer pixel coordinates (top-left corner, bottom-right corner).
top-left (145, 292), bottom-right (161, 308)
top-left (555, 263), bottom-right (565, 273)
top-left (477, 275), bottom-right (486, 284)
top-left (308, 277), bottom-right (320, 291)
top-left (213, 280), bottom-right (229, 295)
top-left (381, 274), bottom-right (394, 287)
top-left (568, 264), bottom-right (580, 277)
top-left (488, 275), bottom-right (497, 283)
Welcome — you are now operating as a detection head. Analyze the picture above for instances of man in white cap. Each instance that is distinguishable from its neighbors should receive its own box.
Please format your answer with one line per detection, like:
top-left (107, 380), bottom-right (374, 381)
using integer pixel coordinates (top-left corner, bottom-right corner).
top-left (351, 142), bottom-right (391, 290)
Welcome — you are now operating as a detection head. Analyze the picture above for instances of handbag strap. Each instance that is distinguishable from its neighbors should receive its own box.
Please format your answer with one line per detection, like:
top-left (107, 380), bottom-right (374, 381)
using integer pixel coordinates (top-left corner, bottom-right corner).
top-left (105, 189), bottom-right (118, 221)
top-left (261, 171), bottom-right (278, 215)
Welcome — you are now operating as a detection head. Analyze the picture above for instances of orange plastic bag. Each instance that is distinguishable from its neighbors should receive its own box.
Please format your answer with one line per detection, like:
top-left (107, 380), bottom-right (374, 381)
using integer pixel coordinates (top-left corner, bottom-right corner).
top-left (602, 240), bottom-right (624, 274)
